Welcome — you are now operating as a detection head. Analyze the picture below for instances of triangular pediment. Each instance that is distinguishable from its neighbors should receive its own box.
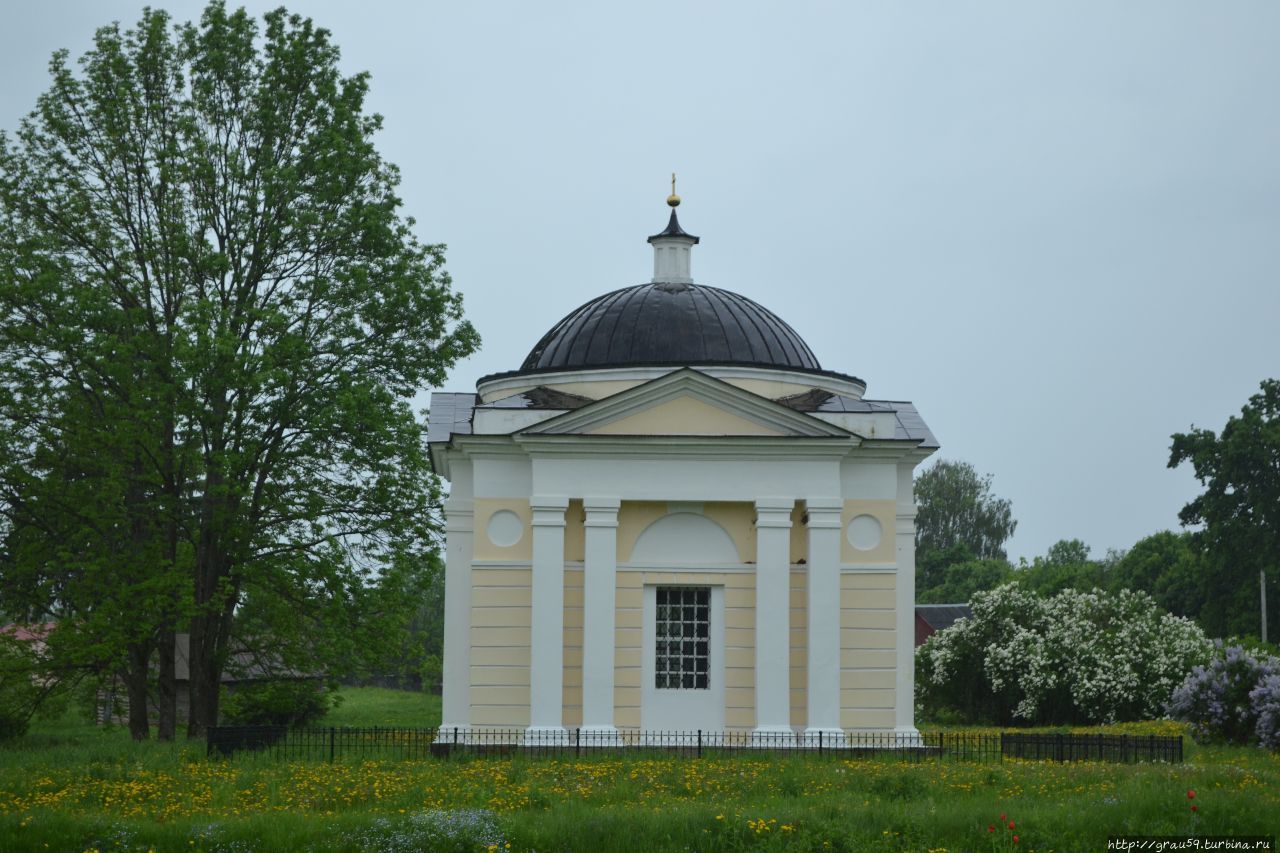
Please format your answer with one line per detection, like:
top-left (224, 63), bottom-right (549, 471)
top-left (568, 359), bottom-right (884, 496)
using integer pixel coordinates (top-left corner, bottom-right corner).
top-left (519, 369), bottom-right (851, 438)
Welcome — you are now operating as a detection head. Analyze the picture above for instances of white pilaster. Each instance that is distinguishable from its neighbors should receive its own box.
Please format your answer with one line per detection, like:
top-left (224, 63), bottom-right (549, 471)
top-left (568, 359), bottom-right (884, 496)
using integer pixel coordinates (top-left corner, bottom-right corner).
top-left (803, 498), bottom-right (844, 745)
top-left (753, 497), bottom-right (794, 743)
top-left (440, 496), bottom-right (474, 741)
top-left (528, 495), bottom-right (569, 742)
top-left (581, 496), bottom-right (621, 744)
top-left (894, 463), bottom-right (921, 742)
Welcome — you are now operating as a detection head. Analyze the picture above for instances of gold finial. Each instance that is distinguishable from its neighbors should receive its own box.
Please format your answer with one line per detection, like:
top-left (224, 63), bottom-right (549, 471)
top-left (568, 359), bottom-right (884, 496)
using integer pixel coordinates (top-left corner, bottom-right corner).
top-left (667, 172), bottom-right (681, 207)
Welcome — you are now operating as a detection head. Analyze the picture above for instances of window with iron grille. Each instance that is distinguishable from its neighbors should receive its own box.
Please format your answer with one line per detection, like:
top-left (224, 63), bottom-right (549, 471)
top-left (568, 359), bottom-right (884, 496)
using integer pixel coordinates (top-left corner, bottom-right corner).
top-left (655, 586), bottom-right (710, 689)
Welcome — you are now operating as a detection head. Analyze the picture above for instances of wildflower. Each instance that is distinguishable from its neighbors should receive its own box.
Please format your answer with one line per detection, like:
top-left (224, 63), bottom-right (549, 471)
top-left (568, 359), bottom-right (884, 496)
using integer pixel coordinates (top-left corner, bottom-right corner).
top-left (988, 825), bottom-right (995, 833)
top-left (1008, 820), bottom-right (1015, 829)
top-left (1187, 790), bottom-right (1196, 799)
top-left (1191, 805), bottom-right (1198, 813)
top-left (1013, 835), bottom-right (1020, 844)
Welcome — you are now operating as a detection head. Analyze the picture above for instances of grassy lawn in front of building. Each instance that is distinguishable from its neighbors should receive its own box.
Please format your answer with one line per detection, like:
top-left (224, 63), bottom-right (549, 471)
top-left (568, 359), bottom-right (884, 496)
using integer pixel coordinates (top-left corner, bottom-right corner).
top-left (0, 696), bottom-right (1276, 851)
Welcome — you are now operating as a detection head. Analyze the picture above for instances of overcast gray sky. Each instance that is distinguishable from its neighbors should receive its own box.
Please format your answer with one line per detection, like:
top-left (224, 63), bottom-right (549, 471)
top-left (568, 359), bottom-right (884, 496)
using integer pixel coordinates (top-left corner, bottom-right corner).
top-left (3, 1), bottom-right (1277, 562)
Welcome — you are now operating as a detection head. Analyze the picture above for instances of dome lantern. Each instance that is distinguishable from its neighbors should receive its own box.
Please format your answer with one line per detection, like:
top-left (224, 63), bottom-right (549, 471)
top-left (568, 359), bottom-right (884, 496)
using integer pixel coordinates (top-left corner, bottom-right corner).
top-left (647, 176), bottom-right (699, 285)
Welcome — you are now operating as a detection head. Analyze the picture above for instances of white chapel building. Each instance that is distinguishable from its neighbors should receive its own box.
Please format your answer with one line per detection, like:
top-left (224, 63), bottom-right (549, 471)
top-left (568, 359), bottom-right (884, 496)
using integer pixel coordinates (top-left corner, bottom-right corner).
top-left (428, 194), bottom-right (938, 745)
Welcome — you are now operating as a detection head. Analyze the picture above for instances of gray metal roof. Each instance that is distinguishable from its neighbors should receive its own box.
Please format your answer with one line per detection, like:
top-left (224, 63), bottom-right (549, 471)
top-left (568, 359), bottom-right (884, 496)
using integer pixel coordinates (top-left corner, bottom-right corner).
top-left (480, 387), bottom-right (594, 410)
top-left (915, 604), bottom-right (972, 632)
top-left (778, 391), bottom-right (939, 449)
top-left (647, 209), bottom-right (700, 243)
top-left (426, 392), bottom-right (476, 444)
top-left (514, 282), bottom-right (827, 375)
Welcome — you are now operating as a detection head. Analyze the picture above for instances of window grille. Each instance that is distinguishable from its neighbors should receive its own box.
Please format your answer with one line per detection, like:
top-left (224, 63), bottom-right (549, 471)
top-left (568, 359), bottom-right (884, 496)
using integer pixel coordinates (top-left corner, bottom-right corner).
top-left (655, 586), bottom-right (710, 689)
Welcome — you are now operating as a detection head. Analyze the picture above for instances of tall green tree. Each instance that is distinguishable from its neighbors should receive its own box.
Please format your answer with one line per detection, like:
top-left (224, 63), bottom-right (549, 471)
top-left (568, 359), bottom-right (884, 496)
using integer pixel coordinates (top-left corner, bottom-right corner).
top-left (1169, 379), bottom-right (1280, 638)
top-left (915, 459), bottom-right (1017, 566)
top-left (1109, 531), bottom-right (1206, 621)
top-left (1014, 538), bottom-right (1107, 597)
top-left (0, 2), bottom-right (477, 737)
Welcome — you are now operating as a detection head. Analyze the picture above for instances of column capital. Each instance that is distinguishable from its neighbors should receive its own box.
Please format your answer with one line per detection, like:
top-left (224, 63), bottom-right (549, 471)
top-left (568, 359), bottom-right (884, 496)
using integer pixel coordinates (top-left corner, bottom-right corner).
top-left (805, 497), bottom-right (843, 528)
top-left (531, 496), bottom-right (568, 527)
top-left (755, 497), bottom-right (794, 528)
top-left (584, 496), bottom-right (621, 528)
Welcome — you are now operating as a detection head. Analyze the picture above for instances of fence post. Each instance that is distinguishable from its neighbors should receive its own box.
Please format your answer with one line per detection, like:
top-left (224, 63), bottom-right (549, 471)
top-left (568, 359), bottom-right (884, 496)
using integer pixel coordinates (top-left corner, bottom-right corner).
top-left (575, 727), bottom-right (580, 758)
top-left (328, 727), bottom-right (335, 764)
top-left (697, 729), bottom-right (702, 759)
top-left (818, 729), bottom-right (823, 756)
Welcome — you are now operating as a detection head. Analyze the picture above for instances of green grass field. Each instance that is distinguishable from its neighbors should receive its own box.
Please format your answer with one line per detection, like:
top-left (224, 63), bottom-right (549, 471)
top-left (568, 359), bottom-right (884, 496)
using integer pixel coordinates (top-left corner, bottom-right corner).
top-left (1, 688), bottom-right (1277, 851)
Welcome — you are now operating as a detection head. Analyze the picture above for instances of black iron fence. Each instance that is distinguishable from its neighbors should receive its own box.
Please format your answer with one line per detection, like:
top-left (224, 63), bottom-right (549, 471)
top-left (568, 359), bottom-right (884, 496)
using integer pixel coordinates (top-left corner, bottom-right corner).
top-left (207, 726), bottom-right (1182, 765)
top-left (1000, 732), bottom-right (1183, 763)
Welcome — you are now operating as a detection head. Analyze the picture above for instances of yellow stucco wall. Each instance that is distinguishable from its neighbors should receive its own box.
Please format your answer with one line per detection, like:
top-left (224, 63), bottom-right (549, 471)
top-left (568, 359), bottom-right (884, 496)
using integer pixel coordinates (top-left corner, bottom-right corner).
top-left (468, 505), bottom-right (900, 732)
top-left (469, 567), bottom-right (532, 728)
top-left (586, 395), bottom-right (785, 436)
top-left (840, 500), bottom-right (897, 564)
top-left (790, 568), bottom-right (808, 728)
top-left (839, 570), bottom-right (897, 730)
top-left (473, 499), bottom-right (532, 561)
top-left (564, 500), bottom-right (585, 563)
top-left (616, 502), bottom-right (668, 563)
top-left (562, 569), bottom-right (583, 728)
top-left (617, 501), bottom-right (755, 564)
top-left (614, 570), bottom-right (756, 731)
top-left (705, 502), bottom-right (755, 564)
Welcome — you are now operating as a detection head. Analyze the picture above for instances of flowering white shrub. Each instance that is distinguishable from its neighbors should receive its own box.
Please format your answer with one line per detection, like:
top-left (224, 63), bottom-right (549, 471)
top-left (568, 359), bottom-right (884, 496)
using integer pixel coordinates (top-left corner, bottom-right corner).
top-left (1167, 642), bottom-right (1280, 746)
top-left (916, 584), bottom-right (1212, 725)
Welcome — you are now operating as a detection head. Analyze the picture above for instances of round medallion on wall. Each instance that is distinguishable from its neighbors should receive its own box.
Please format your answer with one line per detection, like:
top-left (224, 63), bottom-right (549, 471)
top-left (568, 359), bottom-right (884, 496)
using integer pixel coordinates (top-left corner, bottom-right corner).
top-left (846, 514), bottom-right (882, 551)
top-left (486, 510), bottom-right (524, 548)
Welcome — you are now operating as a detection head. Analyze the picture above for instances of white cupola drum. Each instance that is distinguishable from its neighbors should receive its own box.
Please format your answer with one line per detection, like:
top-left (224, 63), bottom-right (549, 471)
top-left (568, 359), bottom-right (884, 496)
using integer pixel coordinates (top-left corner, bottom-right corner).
top-left (648, 174), bottom-right (699, 285)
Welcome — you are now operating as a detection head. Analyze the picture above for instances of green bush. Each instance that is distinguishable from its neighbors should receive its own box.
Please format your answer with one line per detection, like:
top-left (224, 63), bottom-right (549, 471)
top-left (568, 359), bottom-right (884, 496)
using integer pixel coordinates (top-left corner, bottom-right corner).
top-left (0, 698), bottom-right (29, 741)
top-left (0, 639), bottom-right (38, 741)
top-left (219, 680), bottom-right (333, 728)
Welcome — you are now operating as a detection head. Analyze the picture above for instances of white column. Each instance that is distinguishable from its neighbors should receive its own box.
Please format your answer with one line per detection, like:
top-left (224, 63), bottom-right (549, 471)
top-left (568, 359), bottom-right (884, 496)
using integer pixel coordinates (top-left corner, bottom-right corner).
top-left (581, 496), bottom-right (621, 743)
top-left (440, 497), bottom-right (473, 741)
top-left (528, 496), bottom-right (569, 742)
top-left (894, 463), bottom-right (922, 742)
top-left (804, 498), bottom-right (844, 745)
top-left (753, 497), bottom-right (794, 743)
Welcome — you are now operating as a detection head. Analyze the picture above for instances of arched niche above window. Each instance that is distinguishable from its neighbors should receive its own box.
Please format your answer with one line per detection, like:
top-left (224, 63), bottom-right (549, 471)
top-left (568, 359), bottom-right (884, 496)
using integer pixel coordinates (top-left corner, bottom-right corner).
top-left (631, 512), bottom-right (741, 564)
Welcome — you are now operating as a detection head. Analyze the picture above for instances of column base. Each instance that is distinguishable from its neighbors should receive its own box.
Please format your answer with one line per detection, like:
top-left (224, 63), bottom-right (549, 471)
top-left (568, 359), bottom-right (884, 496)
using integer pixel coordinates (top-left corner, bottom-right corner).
top-left (802, 727), bottom-right (847, 749)
top-left (436, 723), bottom-right (470, 744)
top-left (577, 725), bottom-right (622, 747)
top-left (893, 726), bottom-right (924, 748)
top-left (750, 725), bottom-right (797, 748)
top-left (524, 725), bottom-right (569, 746)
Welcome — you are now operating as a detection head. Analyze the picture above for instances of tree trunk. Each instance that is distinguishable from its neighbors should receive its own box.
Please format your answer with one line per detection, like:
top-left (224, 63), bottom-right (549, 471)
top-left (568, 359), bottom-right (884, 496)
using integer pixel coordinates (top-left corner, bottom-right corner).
top-left (157, 627), bottom-right (176, 741)
top-left (124, 642), bottom-right (152, 741)
top-left (187, 611), bottom-right (217, 738)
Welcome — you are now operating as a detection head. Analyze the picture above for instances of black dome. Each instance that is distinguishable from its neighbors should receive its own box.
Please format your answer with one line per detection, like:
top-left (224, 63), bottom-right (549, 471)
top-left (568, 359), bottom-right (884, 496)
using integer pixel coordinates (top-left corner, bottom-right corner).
top-left (519, 282), bottom-right (822, 373)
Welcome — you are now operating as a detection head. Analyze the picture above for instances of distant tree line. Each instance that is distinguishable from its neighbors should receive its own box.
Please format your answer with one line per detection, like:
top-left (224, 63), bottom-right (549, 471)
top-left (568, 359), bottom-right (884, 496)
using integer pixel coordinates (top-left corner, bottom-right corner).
top-left (915, 378), bottom-right (1280, 642)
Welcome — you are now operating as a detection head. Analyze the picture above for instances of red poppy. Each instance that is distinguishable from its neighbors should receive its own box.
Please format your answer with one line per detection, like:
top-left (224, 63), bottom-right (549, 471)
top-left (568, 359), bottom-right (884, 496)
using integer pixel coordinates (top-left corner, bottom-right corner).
top-left (1191, 804), bottom-right (1198, 813)
top-left (1013, 836), bottom-right (1020, 844)
top-left (1187, 790), bottom-right (1196, 799)
top-left (1008, 821), bottom-right (1016, 830)
top-left (1000, 813), bottom-right (1007, 822)
top-left (988, 826), bottom-right (995, 833)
